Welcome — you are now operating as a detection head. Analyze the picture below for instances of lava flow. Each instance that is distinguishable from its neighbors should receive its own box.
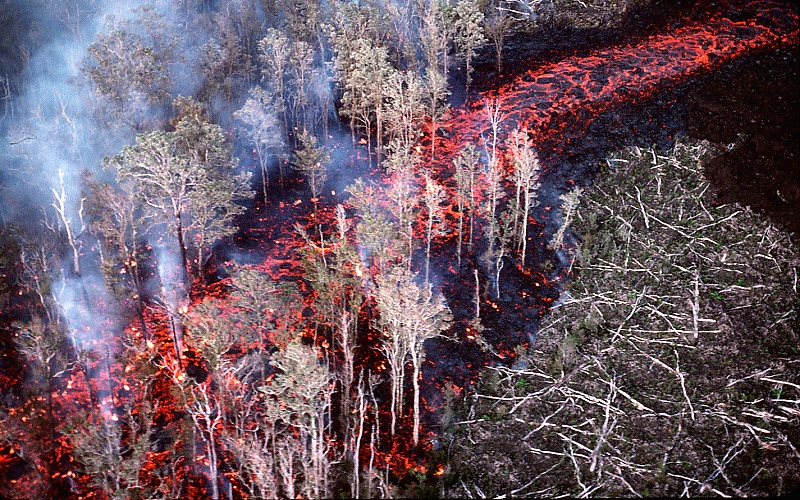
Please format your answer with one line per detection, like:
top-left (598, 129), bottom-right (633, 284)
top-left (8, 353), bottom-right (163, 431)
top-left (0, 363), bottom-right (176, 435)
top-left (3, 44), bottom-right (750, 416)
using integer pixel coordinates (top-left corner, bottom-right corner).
top-left (2, 0), bottom-right (798, 498)
top-left (408, 0), bottom-right (799, 423)
top-left (429, 0), bottom-right (799, 174)
top-left (238, 0), bottom-right (800, 482)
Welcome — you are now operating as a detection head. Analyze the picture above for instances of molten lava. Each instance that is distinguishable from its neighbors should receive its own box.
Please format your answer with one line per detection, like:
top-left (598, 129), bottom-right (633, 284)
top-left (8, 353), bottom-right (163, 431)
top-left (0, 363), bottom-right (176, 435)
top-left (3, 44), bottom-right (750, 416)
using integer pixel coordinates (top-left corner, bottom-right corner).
top-left (3, 0), bottom-right (797, 497)
top-left (429, 1), bottom-right (798, 176)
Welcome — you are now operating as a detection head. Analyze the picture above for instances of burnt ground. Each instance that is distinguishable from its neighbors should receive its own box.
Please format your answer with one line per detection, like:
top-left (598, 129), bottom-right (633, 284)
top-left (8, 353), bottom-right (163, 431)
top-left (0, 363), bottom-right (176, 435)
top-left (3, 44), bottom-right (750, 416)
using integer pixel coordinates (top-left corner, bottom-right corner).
top-left (687, 46), bottom-right (800, 235)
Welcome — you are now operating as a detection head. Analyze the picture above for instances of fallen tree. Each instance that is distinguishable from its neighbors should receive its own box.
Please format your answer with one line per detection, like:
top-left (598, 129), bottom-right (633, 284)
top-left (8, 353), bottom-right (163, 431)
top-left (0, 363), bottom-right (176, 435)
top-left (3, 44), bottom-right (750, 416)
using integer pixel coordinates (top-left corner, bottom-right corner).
top-left (447, 140), bottom-right (800, 497)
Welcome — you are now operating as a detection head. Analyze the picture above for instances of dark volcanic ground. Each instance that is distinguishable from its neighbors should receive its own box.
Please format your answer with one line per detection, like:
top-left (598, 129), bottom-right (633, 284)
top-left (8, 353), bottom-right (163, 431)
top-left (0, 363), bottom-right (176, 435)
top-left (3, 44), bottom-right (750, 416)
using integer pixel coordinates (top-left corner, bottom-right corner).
top-left (687, 46), bottom-right (799, 235)
top-left (469, 0), bottom-right (799, 236)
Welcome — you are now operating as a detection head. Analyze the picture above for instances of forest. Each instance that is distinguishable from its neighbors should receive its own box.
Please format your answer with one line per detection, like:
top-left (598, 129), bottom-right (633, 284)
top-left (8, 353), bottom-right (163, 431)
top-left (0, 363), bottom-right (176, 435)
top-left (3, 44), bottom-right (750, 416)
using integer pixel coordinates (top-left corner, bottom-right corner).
top-left (0, 0), bottom-right (798, 498)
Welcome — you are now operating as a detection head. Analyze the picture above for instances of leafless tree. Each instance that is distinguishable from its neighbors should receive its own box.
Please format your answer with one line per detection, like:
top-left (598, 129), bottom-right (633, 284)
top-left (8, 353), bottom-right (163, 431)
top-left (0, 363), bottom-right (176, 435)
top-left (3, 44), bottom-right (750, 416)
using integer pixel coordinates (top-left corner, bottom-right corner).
top-left (234, 86), bottom-right (284, 204)
top-left (375, 266), bottom-right (453, 445)
top-left (508, 128), bottom-right (542, 265)
top-left (423, 174), bottom-right (446, 283)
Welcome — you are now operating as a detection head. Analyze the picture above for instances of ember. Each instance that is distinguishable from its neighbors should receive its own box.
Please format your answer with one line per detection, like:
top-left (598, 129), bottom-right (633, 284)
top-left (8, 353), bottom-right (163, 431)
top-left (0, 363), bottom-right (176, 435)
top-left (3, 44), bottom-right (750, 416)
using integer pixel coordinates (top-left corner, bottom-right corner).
top-left (0, 0), bottom-right (796, 498)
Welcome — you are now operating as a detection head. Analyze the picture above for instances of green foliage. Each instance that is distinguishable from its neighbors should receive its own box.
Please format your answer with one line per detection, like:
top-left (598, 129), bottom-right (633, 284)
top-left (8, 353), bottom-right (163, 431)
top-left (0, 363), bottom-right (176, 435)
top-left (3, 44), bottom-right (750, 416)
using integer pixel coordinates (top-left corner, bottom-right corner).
top-left (106, 97), bottom-right (252, 280)
top-left (63, 404), bottom-right (156, 500)
top-left (260, 342), bottom-right (332, 422)
top-left (292, 130), bottom-right (330, 202)
top-left (335, 36), bottom-right (395, 143)
top-left (452, 0), bottom-right (487, 95)
top-left (234, 86), bottom-right (285, 202)
top-left (346, 177), bottom-right (403, 272)
top-left (84, 5), bottom-right (179, 128)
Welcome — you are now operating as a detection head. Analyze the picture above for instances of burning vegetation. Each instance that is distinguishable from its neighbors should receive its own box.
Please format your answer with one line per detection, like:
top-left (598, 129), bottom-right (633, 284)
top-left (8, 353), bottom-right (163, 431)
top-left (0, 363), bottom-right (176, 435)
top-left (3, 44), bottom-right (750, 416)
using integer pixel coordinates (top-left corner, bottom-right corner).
top-left (0, 0), bottom-right (798, 498)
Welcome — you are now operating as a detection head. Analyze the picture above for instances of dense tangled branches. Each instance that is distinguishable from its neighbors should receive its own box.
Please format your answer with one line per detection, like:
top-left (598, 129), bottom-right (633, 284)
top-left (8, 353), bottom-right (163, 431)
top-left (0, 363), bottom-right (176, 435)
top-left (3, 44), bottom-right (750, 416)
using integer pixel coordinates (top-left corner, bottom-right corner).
top-left (448, 141), bottom-right (800, 497)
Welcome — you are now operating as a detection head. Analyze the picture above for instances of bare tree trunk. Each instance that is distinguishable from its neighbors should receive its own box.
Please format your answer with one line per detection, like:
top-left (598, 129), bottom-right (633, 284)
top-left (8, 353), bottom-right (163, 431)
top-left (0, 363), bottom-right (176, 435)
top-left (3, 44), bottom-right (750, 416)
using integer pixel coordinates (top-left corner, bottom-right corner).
top-left (474, 269), bottom-right (480, 323)
top-left (277, 441), bottom-right (296, 498)
top-left (174, 213), bottom-right (190, 290)
top-left (258, 149), bottom-right (269, 205)
top-left (430, 118), bottom-right (437, 161)
top-left (376, 107), bottom-right (383, 165)
top-left (52, 169), bottom-right (84, 276)
top-left (207, 430), bottom-right (220, 500)
top-left (457, 209), bottom-right (464, 267)
top-left (407, 220), bottom-right (414, 272)
top-left (340, 312), bottom-right (355, 423)
top-left (412, 353), bottom-right (422, 446)
top-left (426, 217), bottom-right (433, 283)
top-left (514, 181), bottom-right (523, 249)
top-left (469, 168), bottom-right (476, 250)
top-left (494, 38), bottom-right (503, 75)
top-left (353, 374), bottom-right (367, 498)
top-left (495, 247), bottom-right (505, 299)
top-left (366, 117), bottom-right (373, 168)
top-left (522, 190), bottom-right (531, 267)
top-left (465, 55), bottom-right (472, 98)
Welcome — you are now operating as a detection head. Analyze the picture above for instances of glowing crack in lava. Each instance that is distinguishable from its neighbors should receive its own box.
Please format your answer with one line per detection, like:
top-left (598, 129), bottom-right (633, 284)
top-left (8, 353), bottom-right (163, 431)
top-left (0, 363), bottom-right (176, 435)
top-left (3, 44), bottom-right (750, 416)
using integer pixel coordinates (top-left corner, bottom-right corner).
top-left (243, 0), bottom-right (798, 480)
top-left (428, 1), bottom-right (799, 168)
top-left (369, 0), bottom-right (799, 475)
top-left (4, 1), bottom-right (797, 497)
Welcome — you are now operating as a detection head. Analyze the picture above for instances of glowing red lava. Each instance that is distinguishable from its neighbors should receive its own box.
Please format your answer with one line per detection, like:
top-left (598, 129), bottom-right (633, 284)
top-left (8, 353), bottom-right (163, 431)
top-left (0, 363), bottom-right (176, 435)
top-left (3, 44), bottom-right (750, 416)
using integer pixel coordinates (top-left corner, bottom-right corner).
top-left (3, 1), bottom-right (797, 497)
